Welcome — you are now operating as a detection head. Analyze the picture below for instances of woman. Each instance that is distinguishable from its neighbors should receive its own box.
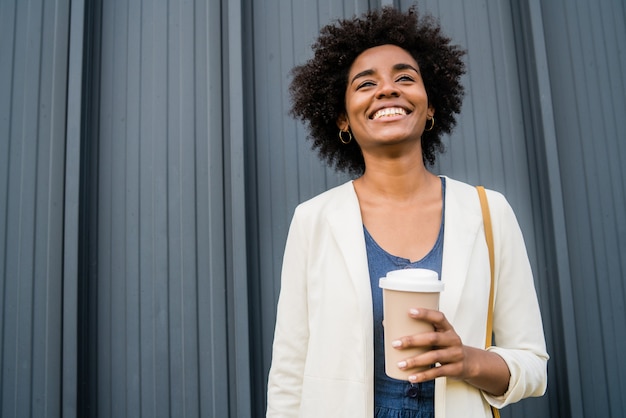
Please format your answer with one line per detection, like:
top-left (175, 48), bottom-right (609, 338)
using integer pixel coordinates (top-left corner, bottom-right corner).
top-left (267, 6), bottom-right (548, 418)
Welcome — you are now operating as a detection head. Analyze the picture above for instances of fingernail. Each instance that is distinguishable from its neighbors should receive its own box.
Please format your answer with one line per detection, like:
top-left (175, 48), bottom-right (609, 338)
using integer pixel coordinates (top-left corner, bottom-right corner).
top-left (391, 340), bottom-right (402, 348)
top-left (409, 308), bottom-right (419, 315)
top-left (408, 375), bottom-right (417, 382)
top-left (397, 361), bottom-right (407, 369)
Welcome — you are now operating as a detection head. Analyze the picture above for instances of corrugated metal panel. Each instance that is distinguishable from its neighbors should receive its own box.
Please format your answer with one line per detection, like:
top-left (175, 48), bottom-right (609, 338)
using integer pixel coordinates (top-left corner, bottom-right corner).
top-left (0, 0), bottom-right (70, 416)
top-left (78, 0), bottom-right (250, 416)
top-left (541, 0), bottom-right (626, 417)
top-left (510, 1), bottom-right (581, 416)
top-left (2, 0), bottom-right (624, 416)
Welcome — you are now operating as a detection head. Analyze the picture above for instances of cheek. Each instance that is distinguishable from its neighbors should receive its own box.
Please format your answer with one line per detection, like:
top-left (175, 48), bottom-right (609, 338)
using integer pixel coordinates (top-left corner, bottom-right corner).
top-left (345, 96), bottom-right (369, 120)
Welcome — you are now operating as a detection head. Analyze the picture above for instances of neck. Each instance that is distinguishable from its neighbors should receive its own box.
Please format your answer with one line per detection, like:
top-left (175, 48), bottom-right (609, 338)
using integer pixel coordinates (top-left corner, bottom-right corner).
top-left (356, 152), bottom-right (437, 202)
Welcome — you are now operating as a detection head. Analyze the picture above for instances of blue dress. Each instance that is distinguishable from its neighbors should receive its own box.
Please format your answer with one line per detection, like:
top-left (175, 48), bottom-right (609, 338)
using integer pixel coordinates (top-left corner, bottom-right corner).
top-left (365, 177), bottom-right (445, 418)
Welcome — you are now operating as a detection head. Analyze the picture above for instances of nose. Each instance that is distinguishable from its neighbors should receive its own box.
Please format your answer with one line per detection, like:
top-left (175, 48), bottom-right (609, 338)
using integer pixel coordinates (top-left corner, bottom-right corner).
top-left (376, 77), bottom-right (399, 98)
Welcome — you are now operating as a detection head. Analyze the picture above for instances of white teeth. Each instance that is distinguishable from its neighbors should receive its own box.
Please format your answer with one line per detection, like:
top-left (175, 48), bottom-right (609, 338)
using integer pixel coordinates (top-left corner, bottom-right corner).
top-left (372, 107), bottom-right (407, 120)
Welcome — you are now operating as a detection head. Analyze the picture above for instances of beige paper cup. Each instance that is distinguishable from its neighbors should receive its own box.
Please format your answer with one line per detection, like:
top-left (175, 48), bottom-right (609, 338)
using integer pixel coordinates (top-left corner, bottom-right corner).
top-left (379, 268), bottom-right (444, 380)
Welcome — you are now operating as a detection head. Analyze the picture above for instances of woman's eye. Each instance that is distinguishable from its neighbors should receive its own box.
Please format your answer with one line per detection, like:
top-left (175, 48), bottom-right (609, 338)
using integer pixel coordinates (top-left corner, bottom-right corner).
top-left (356, 81), bottom-right (376, 89)
top-left (396, 75), bottom-right (414, 82)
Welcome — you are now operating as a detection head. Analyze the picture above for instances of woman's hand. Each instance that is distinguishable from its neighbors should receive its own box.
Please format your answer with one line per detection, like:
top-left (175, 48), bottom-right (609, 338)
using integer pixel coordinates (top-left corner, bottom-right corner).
top-left (392, 308), bottom-right (510, 396)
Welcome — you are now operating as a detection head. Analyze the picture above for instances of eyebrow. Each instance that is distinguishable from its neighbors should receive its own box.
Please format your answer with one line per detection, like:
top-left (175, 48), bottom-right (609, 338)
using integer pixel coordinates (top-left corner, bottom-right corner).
top-left (350, 63), bottom-right (420, 85)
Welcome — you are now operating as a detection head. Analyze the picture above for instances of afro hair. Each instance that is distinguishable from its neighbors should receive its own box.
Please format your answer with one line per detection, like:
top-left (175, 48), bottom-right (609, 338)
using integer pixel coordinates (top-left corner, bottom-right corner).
top-left (289, 6), bottom-right (466, 175)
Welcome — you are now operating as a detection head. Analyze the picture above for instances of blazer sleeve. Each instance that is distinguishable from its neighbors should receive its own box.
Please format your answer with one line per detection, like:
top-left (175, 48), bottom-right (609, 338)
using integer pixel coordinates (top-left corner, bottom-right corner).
top-left (266, 207), bottom-right (309, 417)
top-left (481, 191), bottom-right (549, 408)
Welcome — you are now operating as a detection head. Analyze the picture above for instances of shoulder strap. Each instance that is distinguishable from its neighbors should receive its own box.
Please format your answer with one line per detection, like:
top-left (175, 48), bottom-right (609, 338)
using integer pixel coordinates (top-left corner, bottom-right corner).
top-left (476, 186), bottom-right (495, 347)
top-left (476, 186), bottom-right (501, 418)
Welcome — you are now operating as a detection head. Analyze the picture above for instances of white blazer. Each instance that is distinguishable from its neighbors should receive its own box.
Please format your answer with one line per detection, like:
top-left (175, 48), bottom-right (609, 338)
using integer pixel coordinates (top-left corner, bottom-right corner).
top-left (267, 177), bottom-right (548, 418)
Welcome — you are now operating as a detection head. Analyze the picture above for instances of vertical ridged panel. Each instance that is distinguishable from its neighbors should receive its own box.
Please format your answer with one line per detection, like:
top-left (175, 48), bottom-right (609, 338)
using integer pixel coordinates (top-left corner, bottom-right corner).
top-left (510, 1), bottom-right (581, 416)
top-left (3, 0), bottom-right (624, 416)
top-left (85, 0), bottom-right (236, 416)
top-left (0, 0), bottom-right (69, 416)
top-left (541, 1), bottom-right (626, 416)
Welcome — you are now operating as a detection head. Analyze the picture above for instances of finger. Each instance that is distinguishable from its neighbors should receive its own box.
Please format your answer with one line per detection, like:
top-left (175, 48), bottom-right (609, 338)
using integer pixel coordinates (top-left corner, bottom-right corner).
top-left (408, 308), bottom-right (452, 331)
top-left (393, 330), bottom-right (439, 349)
top-left (407, 362), bottom-right (465, 383)
top-left (393, 327), bottom-right (462, 350)
top-left (397, 346), bottom-right (464, 372)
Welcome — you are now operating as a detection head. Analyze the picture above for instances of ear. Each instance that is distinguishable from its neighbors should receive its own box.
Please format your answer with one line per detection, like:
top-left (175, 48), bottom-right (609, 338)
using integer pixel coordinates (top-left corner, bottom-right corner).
top-left (336, 113), bottom-right (349, 131)
top-left (427, 105), bottom-right (435, 119)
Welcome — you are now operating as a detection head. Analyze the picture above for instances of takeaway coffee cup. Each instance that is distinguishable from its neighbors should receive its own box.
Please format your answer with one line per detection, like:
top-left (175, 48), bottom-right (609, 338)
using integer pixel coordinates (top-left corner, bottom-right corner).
top-left (379, 268), bottom-right (444, 380)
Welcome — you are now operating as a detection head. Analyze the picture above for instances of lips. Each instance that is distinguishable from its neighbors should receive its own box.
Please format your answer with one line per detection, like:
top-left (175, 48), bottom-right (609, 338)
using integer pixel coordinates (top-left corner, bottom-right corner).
top-left (371, 106), bottom-right (409, 120)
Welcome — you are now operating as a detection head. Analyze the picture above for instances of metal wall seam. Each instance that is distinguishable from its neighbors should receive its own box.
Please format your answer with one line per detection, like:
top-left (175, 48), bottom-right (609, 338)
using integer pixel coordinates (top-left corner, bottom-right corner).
top-left (223, 0), bottom-right (253, 416)
top-left (62, 0), bottom-right (86, 416)
top-left (522, 1), bottom-right (583, 416)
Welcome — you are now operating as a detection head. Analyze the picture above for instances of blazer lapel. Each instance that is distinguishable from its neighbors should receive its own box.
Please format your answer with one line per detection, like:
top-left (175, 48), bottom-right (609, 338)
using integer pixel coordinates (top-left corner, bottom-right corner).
top-left (439, 178), bottom-right (482, 324)
top-left (325, 182), bottom-right (373, 328)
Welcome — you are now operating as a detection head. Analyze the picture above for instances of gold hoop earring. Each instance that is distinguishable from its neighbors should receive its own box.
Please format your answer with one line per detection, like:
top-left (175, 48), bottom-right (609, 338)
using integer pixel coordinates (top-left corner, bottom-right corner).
top-left (425, 117), bottom-right (435, 132)
top-left (338, 129), bottom-right (352, 144)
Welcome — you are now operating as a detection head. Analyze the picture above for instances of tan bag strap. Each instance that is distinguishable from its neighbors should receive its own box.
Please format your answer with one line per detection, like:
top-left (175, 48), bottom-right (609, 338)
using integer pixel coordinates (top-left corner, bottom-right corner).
top-left (476, 186), bottom-right (501, 418)
top-left (477, 186), bottom-right (495, 347)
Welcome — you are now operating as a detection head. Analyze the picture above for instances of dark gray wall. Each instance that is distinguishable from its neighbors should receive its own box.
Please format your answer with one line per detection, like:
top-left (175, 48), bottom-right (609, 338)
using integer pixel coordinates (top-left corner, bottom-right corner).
top-left (77, 0), bottom-right (251, 417)
top-left (1, 0), bottom-right (69, 416)
top-left (1, 0), bottom-right (625, 417)
top-left (541, 1), bottom-right (626, 417)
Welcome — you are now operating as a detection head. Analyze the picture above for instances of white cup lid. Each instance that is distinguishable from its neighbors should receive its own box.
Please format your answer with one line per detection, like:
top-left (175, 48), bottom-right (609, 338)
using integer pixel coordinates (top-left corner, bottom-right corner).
top-left (379, 268), bottom-right (444, 292)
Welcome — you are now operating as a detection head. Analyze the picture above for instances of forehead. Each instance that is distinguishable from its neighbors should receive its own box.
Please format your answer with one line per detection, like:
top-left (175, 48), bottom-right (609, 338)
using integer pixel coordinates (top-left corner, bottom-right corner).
top-left (349, 44), bottom-right (419, 73)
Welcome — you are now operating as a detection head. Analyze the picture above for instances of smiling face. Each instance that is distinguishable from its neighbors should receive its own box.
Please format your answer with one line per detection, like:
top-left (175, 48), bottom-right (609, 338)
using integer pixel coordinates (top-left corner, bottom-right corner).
top-left (337, 44), bottom-right (434, 153)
